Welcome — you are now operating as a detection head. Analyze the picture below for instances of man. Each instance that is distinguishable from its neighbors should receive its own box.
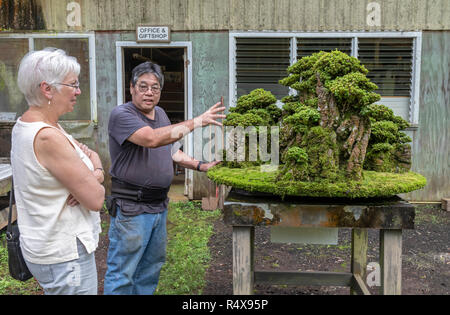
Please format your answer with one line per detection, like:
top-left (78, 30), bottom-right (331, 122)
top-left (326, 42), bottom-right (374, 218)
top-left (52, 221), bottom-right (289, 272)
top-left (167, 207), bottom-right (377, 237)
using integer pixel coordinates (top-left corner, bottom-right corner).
top-left (104, 61), bottom-right (225, 295)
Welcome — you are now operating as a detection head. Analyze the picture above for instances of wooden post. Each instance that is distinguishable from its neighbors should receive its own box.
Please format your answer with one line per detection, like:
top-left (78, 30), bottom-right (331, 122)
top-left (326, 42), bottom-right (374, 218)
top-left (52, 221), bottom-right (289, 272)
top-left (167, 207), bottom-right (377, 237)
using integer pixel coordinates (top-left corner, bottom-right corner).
top-left (0, 204), bottom-right (16, 230)
top-left (380, 229), bottom-right (403, 295)
top-left (218, 185), bottom-right (232, 210)
top-left (442, 198), bottom-right (450, 211)
top-left (350, 228), bottom-right (368, 295)
top-left (232, 226), bottom-right (255, 295)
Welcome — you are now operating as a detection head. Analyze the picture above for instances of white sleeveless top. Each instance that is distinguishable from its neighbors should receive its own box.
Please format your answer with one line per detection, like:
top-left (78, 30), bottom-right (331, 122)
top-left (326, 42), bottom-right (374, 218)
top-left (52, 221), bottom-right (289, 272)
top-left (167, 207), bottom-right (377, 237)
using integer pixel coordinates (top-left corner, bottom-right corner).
top-left (10, 119), bottom-right (101, 265)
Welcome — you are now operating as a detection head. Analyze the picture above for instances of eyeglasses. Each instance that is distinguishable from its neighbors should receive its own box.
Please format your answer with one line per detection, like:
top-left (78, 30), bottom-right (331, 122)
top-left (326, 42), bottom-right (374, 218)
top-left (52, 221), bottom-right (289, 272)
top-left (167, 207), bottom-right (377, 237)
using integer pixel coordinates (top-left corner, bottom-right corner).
top-left (38, 82), bottom-right (81, 90)
top-left (54, 82), bottom-right (80, 90)
top-left (137, 84), bottom-right (161, 94)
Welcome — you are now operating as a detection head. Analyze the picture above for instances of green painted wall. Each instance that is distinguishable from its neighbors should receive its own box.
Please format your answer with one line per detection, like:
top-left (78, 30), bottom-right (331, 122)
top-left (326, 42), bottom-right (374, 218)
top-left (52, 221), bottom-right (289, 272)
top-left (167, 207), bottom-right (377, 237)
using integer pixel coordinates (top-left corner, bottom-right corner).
top-left (405, 31), bottom-right (450, 201)
top-left (189, 32), bottom-right (229, 199)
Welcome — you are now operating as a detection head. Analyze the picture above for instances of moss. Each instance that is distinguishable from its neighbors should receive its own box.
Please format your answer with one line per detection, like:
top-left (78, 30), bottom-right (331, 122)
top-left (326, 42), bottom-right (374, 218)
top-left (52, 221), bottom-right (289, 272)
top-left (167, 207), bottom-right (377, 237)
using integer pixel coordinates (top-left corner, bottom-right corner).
top-left (208, 165), bottom-right (427, 199)
top-left (302, 126), bottom-right (339, 181)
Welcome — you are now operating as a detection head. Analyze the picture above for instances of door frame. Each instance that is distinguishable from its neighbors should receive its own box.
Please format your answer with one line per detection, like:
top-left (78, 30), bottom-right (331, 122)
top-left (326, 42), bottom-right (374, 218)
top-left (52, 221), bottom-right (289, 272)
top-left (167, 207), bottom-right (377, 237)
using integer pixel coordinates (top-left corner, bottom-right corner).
top-left (115, 41), bottom-right (194, 198)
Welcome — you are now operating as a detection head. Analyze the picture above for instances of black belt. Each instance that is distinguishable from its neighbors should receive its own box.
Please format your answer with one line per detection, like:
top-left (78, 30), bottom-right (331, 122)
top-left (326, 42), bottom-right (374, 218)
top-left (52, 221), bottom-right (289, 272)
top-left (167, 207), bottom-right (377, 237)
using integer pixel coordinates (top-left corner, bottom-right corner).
top-left (111, 177), bottom-right (169, 203)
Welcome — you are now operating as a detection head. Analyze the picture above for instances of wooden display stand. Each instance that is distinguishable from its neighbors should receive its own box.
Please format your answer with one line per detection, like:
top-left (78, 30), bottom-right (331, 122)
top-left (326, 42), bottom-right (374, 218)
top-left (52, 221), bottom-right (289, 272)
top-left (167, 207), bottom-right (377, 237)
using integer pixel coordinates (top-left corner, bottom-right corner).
top-left (0, 163), bottom-right (13, 229)
top-left (223, 190), bottom-right (415, 295)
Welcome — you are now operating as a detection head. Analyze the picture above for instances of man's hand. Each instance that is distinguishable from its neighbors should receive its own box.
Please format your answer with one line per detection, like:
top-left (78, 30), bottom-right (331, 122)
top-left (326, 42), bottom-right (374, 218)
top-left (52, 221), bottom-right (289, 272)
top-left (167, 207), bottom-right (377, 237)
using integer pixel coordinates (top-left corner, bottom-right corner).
top-left (199, 160), bottom-right (221, 172)
top-left (172, 150), bottom-right (222, 172)
top-left (195, 101), bottom-right (226, 127)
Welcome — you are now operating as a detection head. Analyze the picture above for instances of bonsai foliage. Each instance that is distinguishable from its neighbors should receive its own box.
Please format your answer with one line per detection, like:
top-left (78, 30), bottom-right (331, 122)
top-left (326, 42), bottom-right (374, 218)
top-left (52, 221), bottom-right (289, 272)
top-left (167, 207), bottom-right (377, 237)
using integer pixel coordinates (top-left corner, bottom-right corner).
top-left (276, 50), bottom-right (412, 182)
top-left (222, 88), bottom-right (282, 168)
top-left (363, 104), bottom-right (412, 172)
top-left (225, 88), bottom-right (281, 126)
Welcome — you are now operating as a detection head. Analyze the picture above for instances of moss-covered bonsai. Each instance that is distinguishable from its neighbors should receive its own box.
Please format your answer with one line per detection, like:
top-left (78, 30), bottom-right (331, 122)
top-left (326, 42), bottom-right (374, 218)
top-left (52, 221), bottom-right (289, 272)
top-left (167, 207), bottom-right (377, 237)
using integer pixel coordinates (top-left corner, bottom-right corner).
top-left (210, 50), bottom-right (425, 198)
top-left (221, 88), bottom-right (281, 168)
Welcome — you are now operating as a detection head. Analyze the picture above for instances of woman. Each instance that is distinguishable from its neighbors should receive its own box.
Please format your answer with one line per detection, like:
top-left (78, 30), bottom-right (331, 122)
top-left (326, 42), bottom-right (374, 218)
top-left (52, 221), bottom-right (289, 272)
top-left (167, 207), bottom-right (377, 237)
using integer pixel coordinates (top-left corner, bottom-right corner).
top-left (10, 48), bottom-right (105, 295)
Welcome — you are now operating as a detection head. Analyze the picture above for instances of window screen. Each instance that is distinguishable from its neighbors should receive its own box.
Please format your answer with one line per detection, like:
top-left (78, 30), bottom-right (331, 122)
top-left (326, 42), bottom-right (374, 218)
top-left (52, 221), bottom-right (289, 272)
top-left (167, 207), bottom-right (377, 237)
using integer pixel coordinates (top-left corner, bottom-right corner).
top-left (34, 38), bottom-right (91, 120)
top-left (297, 37), bottom-right (352, 58)
top-left (0, 39), bottom-right (29, 120)
top-left (235, 37), bottom-right (290, 99)
top-left (358, 38), bottom-right (413, 97)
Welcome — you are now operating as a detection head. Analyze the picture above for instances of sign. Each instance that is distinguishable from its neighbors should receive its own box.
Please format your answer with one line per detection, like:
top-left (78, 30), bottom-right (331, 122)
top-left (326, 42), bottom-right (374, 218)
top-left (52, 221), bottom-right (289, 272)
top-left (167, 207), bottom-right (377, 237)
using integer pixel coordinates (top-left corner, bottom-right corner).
top-left (136, 25), bottom-right (170, 43)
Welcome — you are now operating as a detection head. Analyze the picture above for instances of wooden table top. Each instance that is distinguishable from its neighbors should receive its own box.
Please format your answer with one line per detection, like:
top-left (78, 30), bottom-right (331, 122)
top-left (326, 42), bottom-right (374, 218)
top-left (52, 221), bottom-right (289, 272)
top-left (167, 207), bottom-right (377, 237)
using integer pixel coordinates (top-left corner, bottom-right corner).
top-left (223, 189), bottom-right (415, 229)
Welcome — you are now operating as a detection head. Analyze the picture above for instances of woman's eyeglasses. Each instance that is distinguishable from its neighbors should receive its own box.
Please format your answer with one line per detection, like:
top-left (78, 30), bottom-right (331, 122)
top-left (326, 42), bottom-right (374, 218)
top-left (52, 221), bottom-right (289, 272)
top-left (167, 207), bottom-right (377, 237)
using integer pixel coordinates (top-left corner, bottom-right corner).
top-left (54, 82), bottom-right (81, 90)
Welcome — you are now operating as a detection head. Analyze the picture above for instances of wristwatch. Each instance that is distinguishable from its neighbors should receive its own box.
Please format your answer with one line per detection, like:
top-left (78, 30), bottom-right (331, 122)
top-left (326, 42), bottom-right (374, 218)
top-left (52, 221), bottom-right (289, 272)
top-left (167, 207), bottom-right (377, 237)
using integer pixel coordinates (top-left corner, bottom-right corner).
top-left (196, 161), bottom-right (204, 171)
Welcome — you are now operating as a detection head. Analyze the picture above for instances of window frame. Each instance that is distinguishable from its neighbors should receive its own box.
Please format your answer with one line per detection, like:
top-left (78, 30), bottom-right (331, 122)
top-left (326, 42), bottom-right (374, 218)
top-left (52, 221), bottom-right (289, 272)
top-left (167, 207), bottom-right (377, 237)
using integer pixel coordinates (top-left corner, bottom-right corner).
top-left (229, 31), bottom-right (422, 124)
top-left (0, 32), bottom-right (97, 122)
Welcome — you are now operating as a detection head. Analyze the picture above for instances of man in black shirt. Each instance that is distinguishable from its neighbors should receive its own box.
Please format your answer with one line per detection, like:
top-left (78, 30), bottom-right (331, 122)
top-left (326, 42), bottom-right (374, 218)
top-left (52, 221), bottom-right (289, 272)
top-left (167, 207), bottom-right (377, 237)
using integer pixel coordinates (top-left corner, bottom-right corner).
top-left (104, 62), bottom-right (225, 295)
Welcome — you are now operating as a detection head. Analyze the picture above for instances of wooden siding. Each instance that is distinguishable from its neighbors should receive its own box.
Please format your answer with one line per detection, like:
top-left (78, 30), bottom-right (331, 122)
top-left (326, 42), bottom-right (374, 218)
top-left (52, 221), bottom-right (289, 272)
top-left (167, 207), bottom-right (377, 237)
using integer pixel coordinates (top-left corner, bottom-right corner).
top-left (405, 31), bottom-right (450, 201)
top-left (2, 0), bottom-right (448, 32)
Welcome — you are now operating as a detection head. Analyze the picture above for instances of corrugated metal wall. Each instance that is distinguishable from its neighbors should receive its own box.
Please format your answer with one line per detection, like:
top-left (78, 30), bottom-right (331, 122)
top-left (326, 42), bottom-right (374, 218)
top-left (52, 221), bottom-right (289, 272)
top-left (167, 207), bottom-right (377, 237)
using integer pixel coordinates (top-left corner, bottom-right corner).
top-left (23, 0), bottom-right (450, 32)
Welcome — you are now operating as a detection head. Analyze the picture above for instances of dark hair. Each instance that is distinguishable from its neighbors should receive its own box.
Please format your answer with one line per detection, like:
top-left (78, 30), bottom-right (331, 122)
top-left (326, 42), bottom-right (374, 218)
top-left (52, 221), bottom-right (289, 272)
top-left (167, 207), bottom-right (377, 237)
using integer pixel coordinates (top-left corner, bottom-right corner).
top-left (130, 61), bottom-right (164, 89)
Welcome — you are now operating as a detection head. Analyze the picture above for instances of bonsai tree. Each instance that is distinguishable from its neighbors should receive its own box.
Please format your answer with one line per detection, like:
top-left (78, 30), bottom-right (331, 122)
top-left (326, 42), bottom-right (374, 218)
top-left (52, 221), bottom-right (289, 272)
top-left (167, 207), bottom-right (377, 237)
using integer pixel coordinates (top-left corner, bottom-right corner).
top-left (277, 50), bottom-right (411, 182)
top-left (221, 50), bottom-right (412, 186)
top-left (222, 88), bottom-right (281, 168)
top-left (363, 104), bottom-right (412, 173)
top-left (208, 51), bottom-right (425, 198)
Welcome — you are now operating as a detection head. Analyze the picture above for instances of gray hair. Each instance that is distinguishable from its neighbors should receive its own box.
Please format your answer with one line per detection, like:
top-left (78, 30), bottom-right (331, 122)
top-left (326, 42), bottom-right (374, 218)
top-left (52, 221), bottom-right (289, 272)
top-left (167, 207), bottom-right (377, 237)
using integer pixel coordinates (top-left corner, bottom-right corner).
top-left (131, 61), bottom-right (164, 89)
top-left (17, 47), bottom-right (80, 107)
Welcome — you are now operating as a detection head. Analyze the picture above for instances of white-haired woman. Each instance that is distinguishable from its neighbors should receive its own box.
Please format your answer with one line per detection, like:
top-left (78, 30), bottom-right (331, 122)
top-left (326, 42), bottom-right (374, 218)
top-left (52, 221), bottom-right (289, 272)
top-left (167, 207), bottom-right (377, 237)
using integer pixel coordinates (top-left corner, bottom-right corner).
top-left (10, 48), bottom-right (105, 295)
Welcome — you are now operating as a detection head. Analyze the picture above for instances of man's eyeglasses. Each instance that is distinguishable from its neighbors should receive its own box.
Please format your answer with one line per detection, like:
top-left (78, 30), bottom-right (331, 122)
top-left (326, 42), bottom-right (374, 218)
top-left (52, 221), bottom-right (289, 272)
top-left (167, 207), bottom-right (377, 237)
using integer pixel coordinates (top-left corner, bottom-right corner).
top-left (137, 84), bottom-right (161, 94)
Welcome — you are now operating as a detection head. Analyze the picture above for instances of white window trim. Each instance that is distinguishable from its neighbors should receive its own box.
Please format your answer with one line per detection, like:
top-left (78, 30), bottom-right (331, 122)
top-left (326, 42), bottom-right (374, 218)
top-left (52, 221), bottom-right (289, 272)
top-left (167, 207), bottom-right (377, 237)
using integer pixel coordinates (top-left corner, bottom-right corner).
top-left (229, 31), bottom-right (422, 124)
top-left (0, 32), bottom-right (98, 122)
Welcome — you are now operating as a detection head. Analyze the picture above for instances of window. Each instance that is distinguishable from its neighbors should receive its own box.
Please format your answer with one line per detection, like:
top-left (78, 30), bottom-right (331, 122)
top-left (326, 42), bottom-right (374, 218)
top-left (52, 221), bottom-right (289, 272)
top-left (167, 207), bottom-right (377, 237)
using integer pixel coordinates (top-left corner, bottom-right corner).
top-left (235, 37), bottom-right (290, 99)
top-left (230, 32), bottom-right (421, 123)
top-left (297, 37), bottom-right (352, 59)
top-left (358, 38), bottom-right (413, 97)
top-left (0, 39), bottom-right (29, 120)
top-left (0, 34), bottom-right (96, 121)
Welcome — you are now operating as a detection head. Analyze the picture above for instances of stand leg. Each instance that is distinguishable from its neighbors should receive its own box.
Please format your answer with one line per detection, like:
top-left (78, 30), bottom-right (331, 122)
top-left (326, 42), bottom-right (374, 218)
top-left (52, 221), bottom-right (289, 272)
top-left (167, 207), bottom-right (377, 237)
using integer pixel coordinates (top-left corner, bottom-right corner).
top-left (351, 228), bottom-right (368, 295)
top-left (232, 226), bottom-right (255, 295)
top-left (380, 229), bottom-right (402, 295)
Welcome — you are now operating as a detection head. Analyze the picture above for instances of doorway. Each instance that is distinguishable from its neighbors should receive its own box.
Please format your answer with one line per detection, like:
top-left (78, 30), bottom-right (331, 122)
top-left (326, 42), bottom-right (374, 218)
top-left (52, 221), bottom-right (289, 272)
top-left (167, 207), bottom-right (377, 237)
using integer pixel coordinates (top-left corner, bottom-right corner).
top-left (123, 47), bottom-right (185, 124)
top-left (116, 42), bottom-right (194, 198)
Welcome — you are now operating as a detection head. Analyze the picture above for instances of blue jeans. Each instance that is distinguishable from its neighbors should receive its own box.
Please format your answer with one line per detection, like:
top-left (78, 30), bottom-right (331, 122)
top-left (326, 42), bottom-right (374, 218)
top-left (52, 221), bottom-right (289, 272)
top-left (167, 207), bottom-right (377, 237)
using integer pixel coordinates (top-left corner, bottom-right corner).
top-left (25, 239), bottom-right (98, 295)
top-left (103, 205), bottom-right (168, 295)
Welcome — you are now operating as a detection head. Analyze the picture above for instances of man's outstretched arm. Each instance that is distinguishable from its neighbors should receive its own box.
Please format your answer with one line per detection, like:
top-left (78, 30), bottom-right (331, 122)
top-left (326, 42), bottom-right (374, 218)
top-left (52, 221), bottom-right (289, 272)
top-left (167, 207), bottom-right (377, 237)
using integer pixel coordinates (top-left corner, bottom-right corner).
top-left (128, 102), bottom-right (226, 148)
